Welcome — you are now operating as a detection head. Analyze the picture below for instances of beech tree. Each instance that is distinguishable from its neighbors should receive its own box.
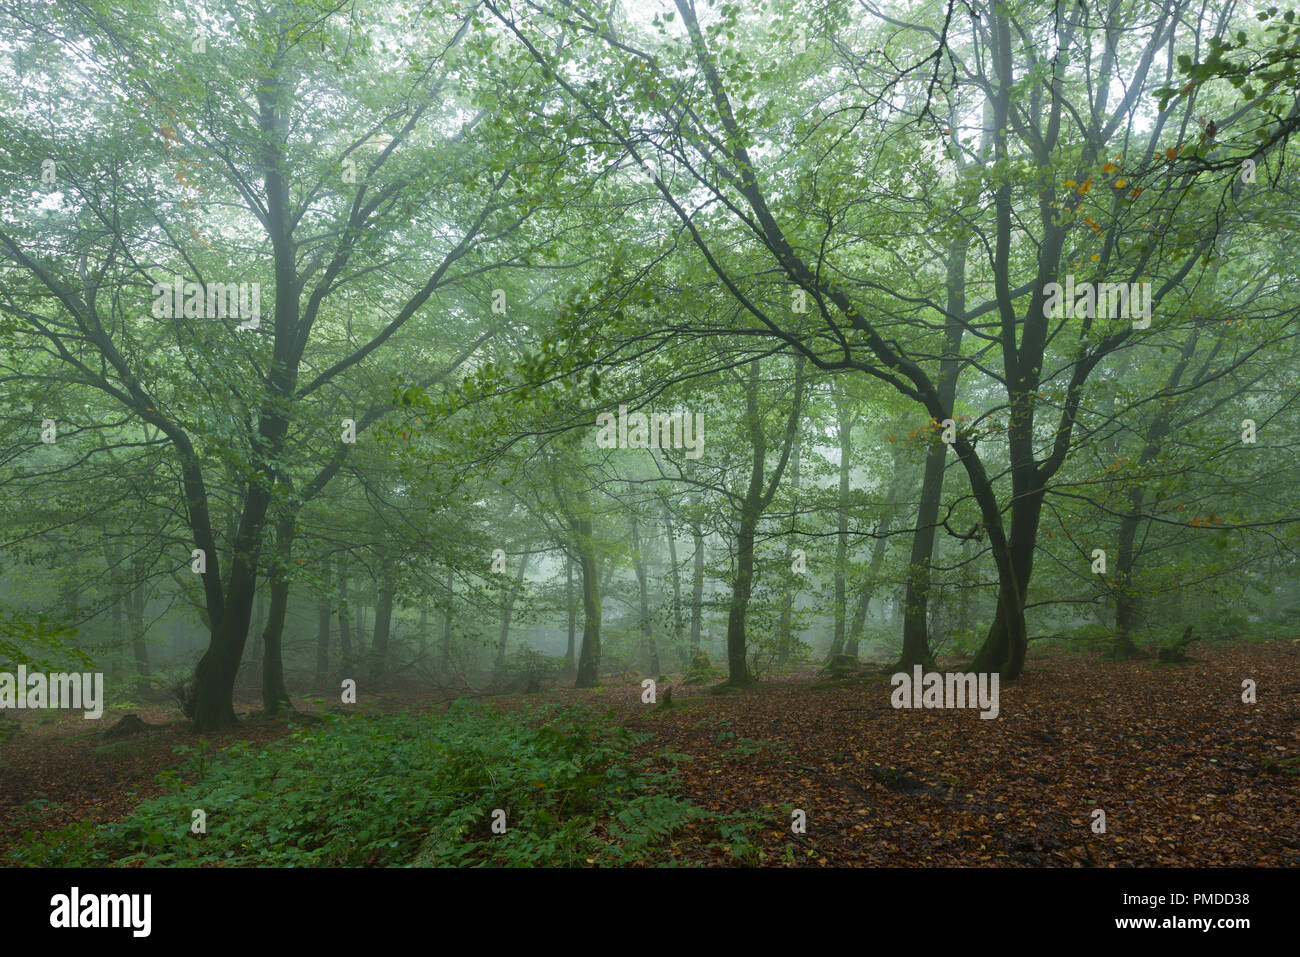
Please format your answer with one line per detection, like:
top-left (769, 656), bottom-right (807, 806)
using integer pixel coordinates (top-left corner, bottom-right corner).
top-left (0, 0), bottom-right (552, 727)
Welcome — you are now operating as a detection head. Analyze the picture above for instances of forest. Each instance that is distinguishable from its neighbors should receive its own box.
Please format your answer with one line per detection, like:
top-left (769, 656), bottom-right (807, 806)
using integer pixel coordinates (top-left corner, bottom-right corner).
top-left (0, 0), bottom-right (1297, 874)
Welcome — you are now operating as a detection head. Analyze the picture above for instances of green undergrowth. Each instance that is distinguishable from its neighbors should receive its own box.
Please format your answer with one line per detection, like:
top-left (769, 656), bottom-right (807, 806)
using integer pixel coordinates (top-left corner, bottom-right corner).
top-left (8, 701), bottom-right (723, 867)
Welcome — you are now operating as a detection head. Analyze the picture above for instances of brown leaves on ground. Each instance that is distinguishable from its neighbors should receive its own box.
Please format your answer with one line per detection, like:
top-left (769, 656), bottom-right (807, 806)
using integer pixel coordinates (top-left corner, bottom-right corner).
top-left (0, 700), bottom-right (295, 856)
top-left (560, 642), bottom-right (1300, 866)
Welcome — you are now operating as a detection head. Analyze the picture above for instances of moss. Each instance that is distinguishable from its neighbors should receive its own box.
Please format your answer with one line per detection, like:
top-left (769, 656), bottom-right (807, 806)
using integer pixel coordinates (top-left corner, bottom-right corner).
top-left (683, 650), bottom-right (720, 686)
top-left (93, 739), bottom-right (149, 760)
top-left (824, 653), bottom-right (859, 677)
top-left (1156, 625), bottom-right (1199, 663)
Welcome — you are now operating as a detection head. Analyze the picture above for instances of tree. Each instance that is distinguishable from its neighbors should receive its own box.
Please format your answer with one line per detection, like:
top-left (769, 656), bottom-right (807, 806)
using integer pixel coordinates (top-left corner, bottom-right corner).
top-left (0, 0), bottom-right (537, 727)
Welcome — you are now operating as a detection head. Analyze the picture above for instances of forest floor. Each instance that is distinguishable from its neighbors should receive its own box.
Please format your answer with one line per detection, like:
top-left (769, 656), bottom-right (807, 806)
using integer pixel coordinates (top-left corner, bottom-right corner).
top-left (1, 640), bottom-right (1297, 865)
top-left (0, 683), bottom-right (457, 856)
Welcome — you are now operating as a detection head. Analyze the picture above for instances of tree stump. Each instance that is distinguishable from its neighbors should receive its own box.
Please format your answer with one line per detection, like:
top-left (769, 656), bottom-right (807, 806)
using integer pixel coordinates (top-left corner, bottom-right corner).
top-left (105, 713), bottom-right (151, 739)
top-left (1157, 625), bottom-right (1199, 663)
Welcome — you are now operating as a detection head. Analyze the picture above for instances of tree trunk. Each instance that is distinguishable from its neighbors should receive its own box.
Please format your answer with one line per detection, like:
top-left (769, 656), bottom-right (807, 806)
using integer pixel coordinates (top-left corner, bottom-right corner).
top-left (968, 487), bottom-right (1037, 679)
top-left (441, 568), bottom-right (454, 675)
top-left (662, 504), bottom-right (684, 659)
top-left (563, 553), bottom-right (577, 679)
top-left (252, 586), bottom-right (266, 654)
top-left (103, 542), bottom-right (130, 672)
top-left (259, 574), bottom-right (292, 715)
top-left (723, 357), bottom-right (805, 686)
top-left (338, 568), bottom-right (354, 675)
top-left (631, 516), bottom-right (660, 675)
top-left (897, 436), bottom-right (947, 671)
top-left (315, 559), bottom-right (331, 682)
top-left (958, 537), bottom-right (972, 633)
top-left (192, 555), bottom-right (259, 733)
top-left (896, 235), bottom-right (967, 671)
top-left (371, 558), bottom-right (396, 680)
top-left (689, 520), bottom-right (705, 657)
top-left (356, 596), bottom-right (368, 653)
top-left (725, 512), bottom-right (759, 685)
top-left (827, 394), bottom-right (853, 660)
top-left (941, 403), bottom-right (1031, 681)
top-left (844, 579), bottom-right (872, 662)
top-left (110, 592), bottom-right (124, 672)
top-left (260, 516), bottom-right (296, 716)
top-left (127, 582), bottom-right (149, 677)
top-left (777, 429), bottom-right (801, 663)
top-left (573, 493), bottom-right (602, 688)
top-left (1113, 505), bottom-right (1143, 659)
top-left (249, 579), bottom-right (264, 669)
top-left (493, 546), bottom-right (532, 680)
